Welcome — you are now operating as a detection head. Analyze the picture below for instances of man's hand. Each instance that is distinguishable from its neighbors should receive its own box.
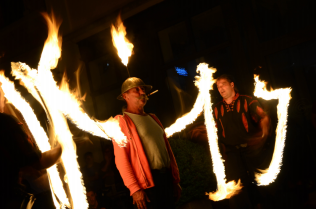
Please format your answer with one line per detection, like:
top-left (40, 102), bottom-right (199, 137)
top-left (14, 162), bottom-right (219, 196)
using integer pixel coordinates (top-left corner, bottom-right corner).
top-left (247, 115), bottom-right (270, 147)
top-left (33, 145), bottom-right (62, 170)
top-left (173, 183), bottom-right (182, 202)
top-left (132, 190), bottom-right (150, 209)
top-left (260, 115), bottom-right (270, 138)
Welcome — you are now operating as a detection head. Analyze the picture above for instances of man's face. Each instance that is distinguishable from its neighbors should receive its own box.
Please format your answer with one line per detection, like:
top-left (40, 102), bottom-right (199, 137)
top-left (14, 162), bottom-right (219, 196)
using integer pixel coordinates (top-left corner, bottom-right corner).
top-left (87, 191), bottom-right (97, 206)
top-left (123, 86), bottom-right (148, 109)
top-left (216, 79), bottom-right (235, 99)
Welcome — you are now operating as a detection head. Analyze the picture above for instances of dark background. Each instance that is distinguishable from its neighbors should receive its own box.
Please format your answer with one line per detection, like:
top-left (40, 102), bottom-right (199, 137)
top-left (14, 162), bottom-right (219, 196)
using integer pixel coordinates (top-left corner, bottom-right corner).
top-left (0, 0), bottom-right (315, 208)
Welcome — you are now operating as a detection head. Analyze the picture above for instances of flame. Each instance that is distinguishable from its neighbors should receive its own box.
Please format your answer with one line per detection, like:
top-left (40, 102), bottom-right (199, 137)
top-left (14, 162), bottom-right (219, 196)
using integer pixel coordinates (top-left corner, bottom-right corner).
top-left (38, 12), bottom-right (62, 71)
top-left (253, 75), bottom-right (291, 185)
top-left (0, 71), bottom-right (70, 208)
top-left (111, 15), bottom-right (134, 66)
top-left (12, 62), bottom-right (127, 146)
top-left (21, 13), bottom-right (88, 209)
top-left (8, 12), bottom-right (127, 208)
top-left (96, 117), bottom-right (127, 147)
top-left (197, 64), bottom-right (242, 201)
top-left (165, 63), bottom-right (242, 201)
top-left (164, 95), bottom-right (203, 137)
top-left (58, 74), bottom-right (127, 146)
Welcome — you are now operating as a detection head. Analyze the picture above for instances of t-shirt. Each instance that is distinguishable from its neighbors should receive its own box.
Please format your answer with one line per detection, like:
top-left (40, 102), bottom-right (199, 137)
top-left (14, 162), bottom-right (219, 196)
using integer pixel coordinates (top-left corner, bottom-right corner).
top-left (0, 113), bottom-right (42, 203)
top-left (125, 112), bottom-right (170, 170)
top-left (213, 93), bottom-right (265, 145)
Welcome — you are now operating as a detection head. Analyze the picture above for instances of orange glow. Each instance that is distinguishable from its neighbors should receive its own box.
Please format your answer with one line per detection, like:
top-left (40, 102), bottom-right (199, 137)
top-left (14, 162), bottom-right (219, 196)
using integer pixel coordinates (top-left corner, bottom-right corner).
top-left (165, 63), bottom-right (242, 201)
top-left (11, 13), bottom-right (88, 209)
top-left (111, 15), bottom-right (134, 66)
top-left (253, 75), bottom-right (291, 185)
top-left (8, 12), bottom-right (127, 209)
top-left (0, 71), bottom-right (70, 208)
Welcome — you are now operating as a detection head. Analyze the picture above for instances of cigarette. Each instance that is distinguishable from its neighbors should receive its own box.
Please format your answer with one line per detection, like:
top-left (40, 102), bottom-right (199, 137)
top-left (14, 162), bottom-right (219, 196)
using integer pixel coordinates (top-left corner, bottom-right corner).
top-left (148, 90), bottom-right (158, 96)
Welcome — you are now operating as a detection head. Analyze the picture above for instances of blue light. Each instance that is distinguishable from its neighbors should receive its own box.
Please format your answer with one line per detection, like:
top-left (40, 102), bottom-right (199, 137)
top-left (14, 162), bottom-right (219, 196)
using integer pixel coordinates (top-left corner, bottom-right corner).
top-left (175, 67), bottom-right (188, 76)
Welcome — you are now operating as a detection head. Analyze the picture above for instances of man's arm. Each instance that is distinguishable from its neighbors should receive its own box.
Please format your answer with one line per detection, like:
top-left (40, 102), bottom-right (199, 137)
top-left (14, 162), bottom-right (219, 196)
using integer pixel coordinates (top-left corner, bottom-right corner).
top-left (260, 114), bottom-right (270, 138)
top-left (112, 139), bottom-right (141, 195)
top-left (32, 145), bottom-right (62, 170)
top-left (113, 139), bottom-right (152, 209)
top-left (248, 99), bottom-right (270, 146)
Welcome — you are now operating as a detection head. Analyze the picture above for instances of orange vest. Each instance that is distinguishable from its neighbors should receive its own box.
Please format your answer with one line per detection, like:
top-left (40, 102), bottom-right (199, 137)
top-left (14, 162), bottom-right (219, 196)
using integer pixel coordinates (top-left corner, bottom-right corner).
top-left (112, 113), bottom-right (180, 196)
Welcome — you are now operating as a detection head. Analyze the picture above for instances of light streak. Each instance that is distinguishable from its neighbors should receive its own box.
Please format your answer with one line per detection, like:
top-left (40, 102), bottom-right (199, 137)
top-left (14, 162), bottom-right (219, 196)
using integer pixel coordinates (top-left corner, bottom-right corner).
top-left (164, 92), bottom-right (204, 138)
top-left (25, 12), bottom-right (88, 209)
top-left (0, 71), bottom-right (69, 209)
top-left (12, 62), bottom-right (127, 147)
top-left (7, 12), bottom-right (127, 209)
top-left (165, 63), bottom-right (242, 201)
top-left (253, 75), bottom-right (291, 185)
top-left (197, 64), bottom-right (242, 201)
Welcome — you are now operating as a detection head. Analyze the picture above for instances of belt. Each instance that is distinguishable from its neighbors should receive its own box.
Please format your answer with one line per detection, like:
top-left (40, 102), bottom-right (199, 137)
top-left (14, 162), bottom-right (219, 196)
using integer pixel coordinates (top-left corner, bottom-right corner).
top-left (235, 143), bottom-right (248, 149)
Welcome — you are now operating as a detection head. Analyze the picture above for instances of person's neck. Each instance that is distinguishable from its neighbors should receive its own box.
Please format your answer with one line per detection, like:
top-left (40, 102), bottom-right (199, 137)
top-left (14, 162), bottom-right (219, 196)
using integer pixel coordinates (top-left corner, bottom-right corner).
top-left (223, 91), bottom-right (236, 104)
top-left (125, 106), bottom-right (146, 115)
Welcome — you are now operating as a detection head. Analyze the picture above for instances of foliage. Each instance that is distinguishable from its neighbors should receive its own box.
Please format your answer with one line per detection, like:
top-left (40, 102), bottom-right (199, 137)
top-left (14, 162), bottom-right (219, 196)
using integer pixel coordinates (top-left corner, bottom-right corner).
top-left (169, 136), bottom-right (217, 207)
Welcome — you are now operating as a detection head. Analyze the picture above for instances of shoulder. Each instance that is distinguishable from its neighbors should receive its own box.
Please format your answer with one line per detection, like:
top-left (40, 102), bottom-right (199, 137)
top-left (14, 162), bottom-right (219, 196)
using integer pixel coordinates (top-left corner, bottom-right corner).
top-left (0, 113), bottom-right (19, 126)
top-left (0, 113), bottom-right (26, 137)
top-left (213, 101), bottom-right (224, 108)
top-left (114, 114), bottom-right (126, 124)
top-left (148, 113), bottom-right (159, 121)
top-left (114, 114), bottom-right (123, 120)
top-left (148, 113), bottom-right (157, 117)
top-left (238, 94), bottom-right (253, 99)
top-left (239, 95), bottom-right (259, 104)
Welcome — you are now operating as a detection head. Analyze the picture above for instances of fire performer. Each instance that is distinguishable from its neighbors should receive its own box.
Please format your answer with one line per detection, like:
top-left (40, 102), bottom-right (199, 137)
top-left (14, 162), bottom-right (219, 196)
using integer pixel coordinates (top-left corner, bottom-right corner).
top-left (112, 77), bottom-right (181, 209)
top-left (0, 112), bottom-right (62, 208)
top-left (213, 74), bottom-right (270, 209)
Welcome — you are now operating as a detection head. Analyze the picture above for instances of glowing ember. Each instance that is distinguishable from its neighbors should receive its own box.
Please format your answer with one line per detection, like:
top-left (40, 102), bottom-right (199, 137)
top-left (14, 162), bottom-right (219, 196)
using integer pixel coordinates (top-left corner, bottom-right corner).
top-left (253, 75), bottom-right (291, 185)
top-left (0, 71), bottom-right (70, 208)
top-left (165, 63), bottom-right (242, 201)
top-left (111, 15), bottom-right (134, 66)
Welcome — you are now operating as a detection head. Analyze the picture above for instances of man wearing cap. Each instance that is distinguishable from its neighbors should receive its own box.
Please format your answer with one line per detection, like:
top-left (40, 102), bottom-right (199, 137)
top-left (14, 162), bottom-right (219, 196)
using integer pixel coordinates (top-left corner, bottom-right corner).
top-left (112, 77), bottom-right (181, 209)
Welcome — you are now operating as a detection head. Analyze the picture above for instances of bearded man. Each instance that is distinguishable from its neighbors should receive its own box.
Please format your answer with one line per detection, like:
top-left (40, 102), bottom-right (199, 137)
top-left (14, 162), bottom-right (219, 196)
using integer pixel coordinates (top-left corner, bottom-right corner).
top-left (112, 77), bottom-right (181, 209)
